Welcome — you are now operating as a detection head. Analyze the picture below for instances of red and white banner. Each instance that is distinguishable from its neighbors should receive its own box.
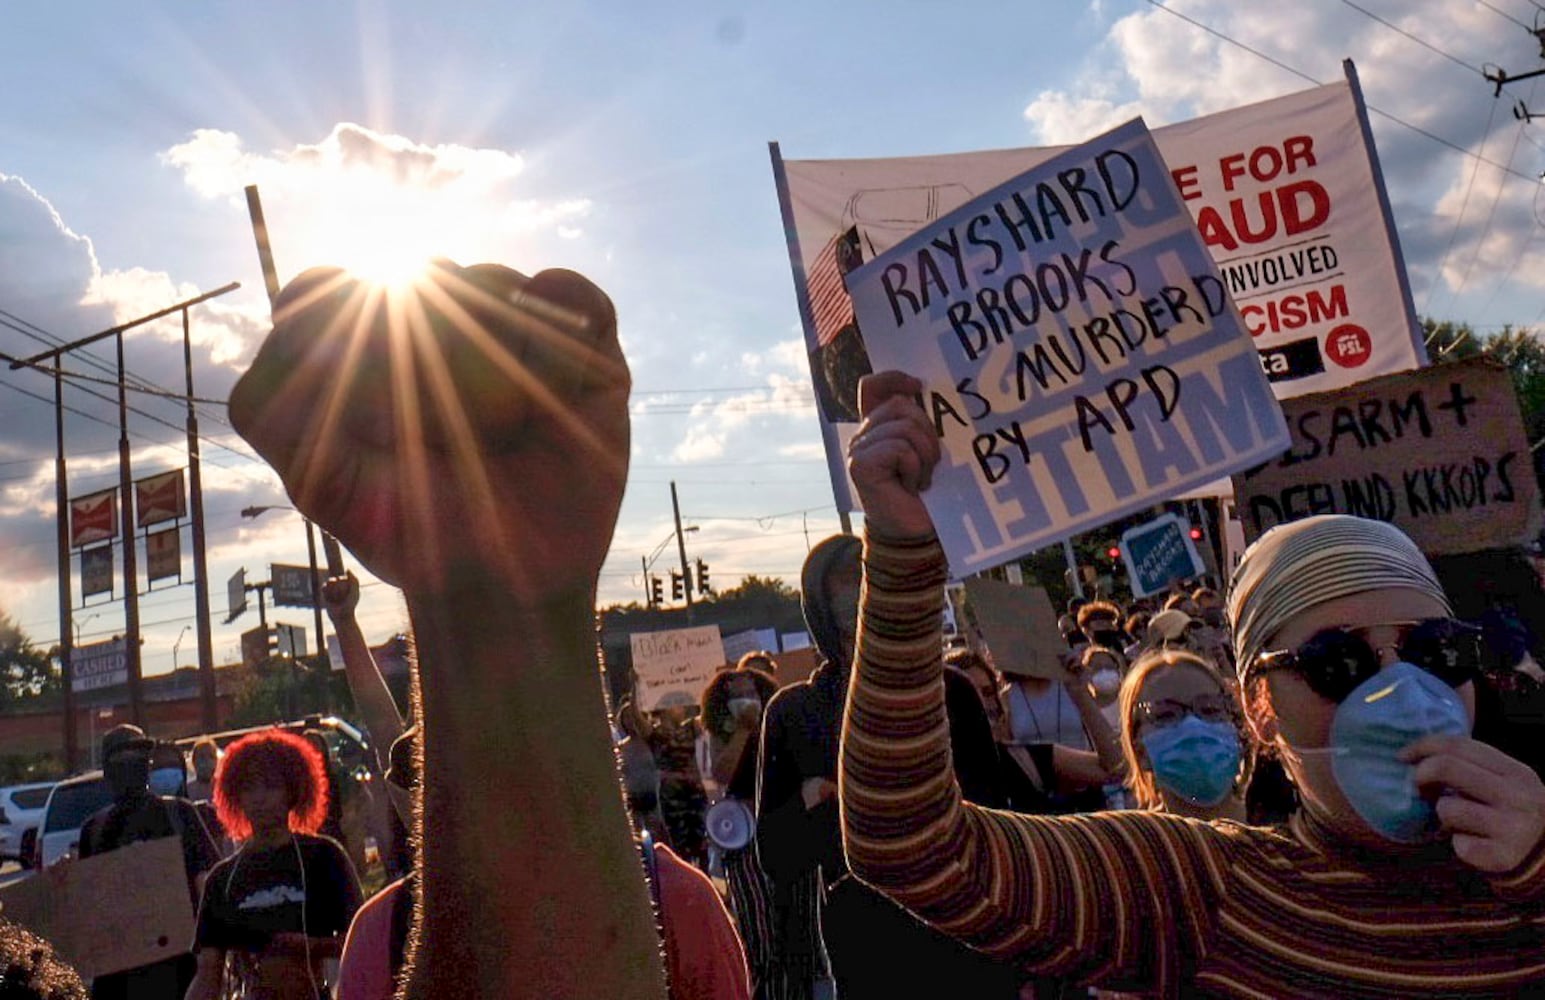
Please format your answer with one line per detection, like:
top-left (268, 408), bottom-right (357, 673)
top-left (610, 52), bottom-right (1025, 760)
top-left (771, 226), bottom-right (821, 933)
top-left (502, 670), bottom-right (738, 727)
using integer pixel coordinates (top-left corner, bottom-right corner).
top-left (70, 490), bottom-right (118, 549)
top-left (773, 63), bottom-right (1423, 515)
top-left (134, 469), bottom-right (185, 529)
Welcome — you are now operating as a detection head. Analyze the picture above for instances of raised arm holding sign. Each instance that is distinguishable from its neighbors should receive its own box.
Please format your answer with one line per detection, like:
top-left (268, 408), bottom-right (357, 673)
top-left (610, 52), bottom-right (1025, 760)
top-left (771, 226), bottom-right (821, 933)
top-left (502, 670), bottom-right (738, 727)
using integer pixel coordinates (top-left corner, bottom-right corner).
top-left (844, 119), bottom-right (1289, 576)
top-left (229, 262), bottom-right (666, 1000)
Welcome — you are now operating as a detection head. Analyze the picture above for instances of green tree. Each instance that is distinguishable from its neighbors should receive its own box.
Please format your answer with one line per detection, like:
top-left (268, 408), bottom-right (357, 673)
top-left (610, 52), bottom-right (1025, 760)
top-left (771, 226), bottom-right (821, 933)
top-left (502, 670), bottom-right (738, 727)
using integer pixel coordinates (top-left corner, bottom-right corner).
top-left (1424, 318), bottom-right (1545, 465)
top-left (0, 612), bottom-right (59, 704)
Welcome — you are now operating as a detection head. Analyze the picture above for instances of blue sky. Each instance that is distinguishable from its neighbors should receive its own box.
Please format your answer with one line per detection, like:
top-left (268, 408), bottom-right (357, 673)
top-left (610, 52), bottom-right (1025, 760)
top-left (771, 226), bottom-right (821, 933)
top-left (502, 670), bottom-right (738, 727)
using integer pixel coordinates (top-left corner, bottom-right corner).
top-left (1, 0), bottom-right (1542, 677)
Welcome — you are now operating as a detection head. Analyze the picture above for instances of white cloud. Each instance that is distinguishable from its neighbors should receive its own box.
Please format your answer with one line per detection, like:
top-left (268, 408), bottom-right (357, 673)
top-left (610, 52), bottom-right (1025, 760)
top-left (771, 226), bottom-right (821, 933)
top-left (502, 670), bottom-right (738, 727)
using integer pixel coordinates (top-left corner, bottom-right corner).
top-left (669, 373), bottom-right (814, 463)
top-left (1021, 0), bottom-right (1545, 318)
top-left (161, 123), bottom-right (594, 271)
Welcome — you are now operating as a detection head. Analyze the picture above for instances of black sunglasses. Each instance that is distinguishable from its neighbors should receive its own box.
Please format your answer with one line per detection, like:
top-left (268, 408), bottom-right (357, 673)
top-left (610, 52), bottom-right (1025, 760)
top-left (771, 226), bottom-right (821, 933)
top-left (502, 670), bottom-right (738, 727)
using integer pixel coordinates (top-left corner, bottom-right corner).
top-left (1249, 618), bottom-right (1482, 704)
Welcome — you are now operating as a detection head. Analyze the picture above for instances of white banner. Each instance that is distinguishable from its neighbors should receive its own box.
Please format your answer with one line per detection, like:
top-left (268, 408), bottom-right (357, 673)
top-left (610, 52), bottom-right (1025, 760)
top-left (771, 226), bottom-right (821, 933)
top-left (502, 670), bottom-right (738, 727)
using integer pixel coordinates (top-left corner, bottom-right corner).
top-left (847, 119), bottom-right (1288, 576)
top-left (630, 625), bottom-right (725, 712)
top-left (774, 64), bottom-right (1423, 519)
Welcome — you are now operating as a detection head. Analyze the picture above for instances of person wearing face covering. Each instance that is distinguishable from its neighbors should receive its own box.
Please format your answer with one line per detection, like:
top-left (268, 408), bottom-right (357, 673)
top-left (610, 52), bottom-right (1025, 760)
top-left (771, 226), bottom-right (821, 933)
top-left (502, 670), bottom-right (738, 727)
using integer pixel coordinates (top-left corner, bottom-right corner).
top-left (1118, 650), bottom-right (1248, 822)
top-left (755, 534), bottom-right (1026, 1000)
top-left (77, 725), bottom-right (221, 1000)
top-left (840, 371), bottom-right (1545, 997)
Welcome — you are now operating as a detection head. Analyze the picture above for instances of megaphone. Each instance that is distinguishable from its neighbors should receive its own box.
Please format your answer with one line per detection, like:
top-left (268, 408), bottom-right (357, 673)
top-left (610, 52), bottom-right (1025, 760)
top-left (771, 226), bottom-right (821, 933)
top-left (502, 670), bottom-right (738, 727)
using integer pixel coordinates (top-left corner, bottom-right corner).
top-left (705, 798), bottom-right (756, 851)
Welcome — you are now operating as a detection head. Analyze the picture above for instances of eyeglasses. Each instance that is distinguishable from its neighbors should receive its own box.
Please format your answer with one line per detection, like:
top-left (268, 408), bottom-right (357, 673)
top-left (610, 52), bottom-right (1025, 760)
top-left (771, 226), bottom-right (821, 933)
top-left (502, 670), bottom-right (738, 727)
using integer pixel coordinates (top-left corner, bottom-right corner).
top-left (1135, 691), bottom-right (1237, 729)
top-left (1248, 618), bottom-right (1482, 704)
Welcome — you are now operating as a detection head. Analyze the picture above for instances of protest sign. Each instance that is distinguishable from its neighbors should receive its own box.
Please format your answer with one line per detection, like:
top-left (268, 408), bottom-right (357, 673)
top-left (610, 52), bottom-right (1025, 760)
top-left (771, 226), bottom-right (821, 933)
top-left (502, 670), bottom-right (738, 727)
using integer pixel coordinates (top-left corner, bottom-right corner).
top-left (1120, 513), bottom-right (1205, 597)
top-left (1232, 357), bottom-right (1541, 555)
top-left (631, 625), bottom-right (725, 711)
top-left (845, 118), bottom-right (1288, 576)
top-left (722, 628), bottom-right (779, 665)
top-left (773, 64), bottom-right (1421, 516)
top-left (71, 637), bottom-right (126, 693)
top-left (960, 578), bottom-right (1067, 679)
top-left (0, 836), bottom-right (195, 979)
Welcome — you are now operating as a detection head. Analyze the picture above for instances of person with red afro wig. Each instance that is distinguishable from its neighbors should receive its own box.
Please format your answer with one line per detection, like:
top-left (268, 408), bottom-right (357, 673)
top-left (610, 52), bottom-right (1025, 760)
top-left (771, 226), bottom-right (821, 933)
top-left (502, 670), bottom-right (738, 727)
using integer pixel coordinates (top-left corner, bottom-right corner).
top-left (187, 730), bottom-right (363, 1000)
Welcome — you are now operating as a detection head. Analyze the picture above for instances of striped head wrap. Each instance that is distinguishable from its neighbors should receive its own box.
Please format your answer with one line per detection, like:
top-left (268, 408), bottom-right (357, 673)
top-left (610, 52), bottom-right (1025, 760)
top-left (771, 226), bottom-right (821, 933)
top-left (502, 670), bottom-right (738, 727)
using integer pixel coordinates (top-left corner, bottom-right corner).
top-left (1227, 515), bottom-right (1451, 685)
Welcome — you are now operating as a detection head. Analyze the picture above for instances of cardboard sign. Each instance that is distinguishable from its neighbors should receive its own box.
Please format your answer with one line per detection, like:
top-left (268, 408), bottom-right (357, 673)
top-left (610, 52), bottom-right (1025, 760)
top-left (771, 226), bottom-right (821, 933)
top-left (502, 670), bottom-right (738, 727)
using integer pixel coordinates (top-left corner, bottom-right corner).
top-left (774, 67), bottom-right (1422, 516)
top-left (134, 469), bottom-right (185, 528)
top-left (70, 489), bottom-right (117, 548)
top-left (145, 526), bottom-right (181, 583)
top-left (0, 837), bottom-right (195, 979)
top-left (1231, 358), bottom-right (1541, 555)
top-left (721, 628), bottom-right (778, 666)
top-left (631, 625), bottom-right (725, 711)
top-left (846, 119), bottom-right (1289, 576)
top-left (72, 637), bottom-right (127, 693)
top-left (960, 578), bottom-right (1067, 679)
top-left (80, 545), bottom-right (114, 599)
top-left (1120, 513), bottom-right (1205, 597)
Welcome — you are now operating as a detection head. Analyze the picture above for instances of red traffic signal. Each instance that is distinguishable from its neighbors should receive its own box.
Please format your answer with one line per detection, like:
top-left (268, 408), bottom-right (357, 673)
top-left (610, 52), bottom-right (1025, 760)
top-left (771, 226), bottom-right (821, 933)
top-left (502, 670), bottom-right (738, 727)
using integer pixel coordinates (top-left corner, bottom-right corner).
top-left (1106, 546), bottom-right (1121, 560)
top-left (1189, 527), bottom-right (1203, 541)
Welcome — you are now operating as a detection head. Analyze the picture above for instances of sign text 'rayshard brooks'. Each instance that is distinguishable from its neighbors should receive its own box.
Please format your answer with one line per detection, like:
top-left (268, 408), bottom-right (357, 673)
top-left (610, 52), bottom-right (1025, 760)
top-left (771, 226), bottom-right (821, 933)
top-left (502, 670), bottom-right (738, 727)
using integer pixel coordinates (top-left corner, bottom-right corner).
top-left (846, 119), bottom-right (1289, 576)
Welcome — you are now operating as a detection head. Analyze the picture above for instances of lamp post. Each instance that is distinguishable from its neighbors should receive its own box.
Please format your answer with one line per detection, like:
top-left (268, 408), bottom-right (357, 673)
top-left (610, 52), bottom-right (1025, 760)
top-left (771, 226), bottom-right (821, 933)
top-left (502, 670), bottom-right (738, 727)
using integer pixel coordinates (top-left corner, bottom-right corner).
top-left (173, 625), bottom-right (192, 672)
top-left (72, 613), bottom-right (100, 647)
top-left (240, 505), bottom-right (327, 663)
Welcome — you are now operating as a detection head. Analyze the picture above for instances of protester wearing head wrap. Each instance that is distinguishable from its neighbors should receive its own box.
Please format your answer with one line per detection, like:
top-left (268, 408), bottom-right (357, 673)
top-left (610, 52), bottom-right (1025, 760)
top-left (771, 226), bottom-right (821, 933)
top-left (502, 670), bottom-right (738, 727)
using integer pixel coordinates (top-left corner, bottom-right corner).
top-left (838, 374), bottom-right (1545, 997)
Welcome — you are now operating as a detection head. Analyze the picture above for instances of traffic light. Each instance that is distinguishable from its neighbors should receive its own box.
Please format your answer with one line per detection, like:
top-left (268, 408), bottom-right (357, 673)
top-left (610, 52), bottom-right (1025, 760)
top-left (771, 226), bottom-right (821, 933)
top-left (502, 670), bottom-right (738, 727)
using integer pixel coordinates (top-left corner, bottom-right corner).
top-left (695, 559), bottom-right (711, 595)
top-left (1106, 546), bottom-right (1121, 561)
top-left (671, 570), bottom-right (684, 602)
top-left (1189, 526), bottom-right (1204, 542)
top-left (650, 574), bottom-right (663, 608)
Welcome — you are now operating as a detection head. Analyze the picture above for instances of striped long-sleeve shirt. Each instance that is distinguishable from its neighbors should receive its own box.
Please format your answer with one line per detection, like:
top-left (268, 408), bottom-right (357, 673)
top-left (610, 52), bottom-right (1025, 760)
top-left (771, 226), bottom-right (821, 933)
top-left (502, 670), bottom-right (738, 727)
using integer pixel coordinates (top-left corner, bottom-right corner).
top-left (840, 532), bottom-right (1545, 999)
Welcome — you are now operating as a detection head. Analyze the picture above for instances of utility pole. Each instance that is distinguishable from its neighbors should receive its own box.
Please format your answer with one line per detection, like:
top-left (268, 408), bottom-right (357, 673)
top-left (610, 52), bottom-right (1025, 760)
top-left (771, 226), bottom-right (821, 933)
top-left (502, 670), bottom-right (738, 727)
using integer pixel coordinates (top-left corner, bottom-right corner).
top-left (184, 307), bottom-right (219, 731)
top-left (53, 359), bottom-right (76, 772)
top-left (9, 283), bottom-right (241, 736)
top-left (671, 481), bottom-right (693, 613)
top-left (114, 330), bottom-right (145, 726)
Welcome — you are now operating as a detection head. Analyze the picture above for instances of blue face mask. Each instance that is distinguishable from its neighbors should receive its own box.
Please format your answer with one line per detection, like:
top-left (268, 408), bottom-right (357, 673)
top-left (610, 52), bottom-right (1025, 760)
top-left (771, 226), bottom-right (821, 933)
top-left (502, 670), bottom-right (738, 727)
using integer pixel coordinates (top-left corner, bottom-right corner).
top-left (1324, 660), bottom-right (1470, 843)
top-left (148, 767), bottom-right (185, 797)
top-left (1140, 714), bottom-right (1242, 807)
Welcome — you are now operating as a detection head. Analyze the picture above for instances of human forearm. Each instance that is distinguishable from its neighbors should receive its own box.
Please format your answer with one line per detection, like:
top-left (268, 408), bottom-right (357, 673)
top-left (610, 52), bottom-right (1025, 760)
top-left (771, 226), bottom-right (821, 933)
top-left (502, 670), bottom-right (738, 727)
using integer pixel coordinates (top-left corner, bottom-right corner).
top-left (403, 582), bottom-right (666, 1000)
top-left (1066, 686), bottom-right (1123, 779)
top-left (330, 608), bottom-right (405, 773)
top-left (839, 532), bottom-right (973, 898)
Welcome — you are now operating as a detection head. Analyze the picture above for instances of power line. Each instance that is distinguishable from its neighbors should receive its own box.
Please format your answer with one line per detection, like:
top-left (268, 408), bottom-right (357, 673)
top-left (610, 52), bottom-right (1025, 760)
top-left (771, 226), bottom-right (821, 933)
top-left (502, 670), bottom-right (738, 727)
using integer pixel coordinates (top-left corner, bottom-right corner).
top-left (1451, 80), bottom-right (1541, 299)
top-left (1140, 0), bottom-right (1544, 184)
top-left (1422, 95), bottom-right (1502, 315)
top-left (1336, 0), bottom-right (1484, 76)
top-left (1474, 0), bottom-right (1535, 31)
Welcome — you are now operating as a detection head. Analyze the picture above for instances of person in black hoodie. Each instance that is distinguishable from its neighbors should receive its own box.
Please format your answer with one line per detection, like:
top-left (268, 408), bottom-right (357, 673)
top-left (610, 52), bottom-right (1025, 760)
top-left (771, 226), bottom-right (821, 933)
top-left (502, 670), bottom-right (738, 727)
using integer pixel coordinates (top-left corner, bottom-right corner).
top-left (755, 534), bottom-right (1023, 1000)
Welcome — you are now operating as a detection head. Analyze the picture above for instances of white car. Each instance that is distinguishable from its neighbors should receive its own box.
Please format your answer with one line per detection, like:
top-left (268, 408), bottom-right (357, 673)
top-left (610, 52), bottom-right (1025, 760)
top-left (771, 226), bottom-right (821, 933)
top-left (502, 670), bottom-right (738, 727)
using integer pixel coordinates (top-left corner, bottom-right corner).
top-left (35, 772), bottom-right (112, 868)
top-left (0, 781), bottom-right (56, 865)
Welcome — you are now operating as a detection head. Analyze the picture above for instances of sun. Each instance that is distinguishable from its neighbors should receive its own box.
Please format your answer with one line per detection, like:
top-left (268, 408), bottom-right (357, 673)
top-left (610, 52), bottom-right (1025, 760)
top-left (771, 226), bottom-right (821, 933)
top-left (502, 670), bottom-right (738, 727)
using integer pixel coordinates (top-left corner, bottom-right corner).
top-left (294, 176), bottom-right (472, 292)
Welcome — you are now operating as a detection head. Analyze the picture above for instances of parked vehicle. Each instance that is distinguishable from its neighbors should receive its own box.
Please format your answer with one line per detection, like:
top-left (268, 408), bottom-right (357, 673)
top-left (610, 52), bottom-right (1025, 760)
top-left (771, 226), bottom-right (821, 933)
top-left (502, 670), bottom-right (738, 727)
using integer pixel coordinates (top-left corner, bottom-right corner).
top-left (0, 781), bottom-right (56, 867)
top-left (33, 772), bottom-right (112, 868)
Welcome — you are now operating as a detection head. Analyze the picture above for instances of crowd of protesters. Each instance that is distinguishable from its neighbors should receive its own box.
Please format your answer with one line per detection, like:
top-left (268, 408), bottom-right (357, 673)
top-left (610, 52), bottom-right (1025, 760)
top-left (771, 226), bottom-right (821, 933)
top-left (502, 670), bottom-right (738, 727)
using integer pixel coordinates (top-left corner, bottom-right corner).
top-left (2, 264), bottom-right (1544, 1000)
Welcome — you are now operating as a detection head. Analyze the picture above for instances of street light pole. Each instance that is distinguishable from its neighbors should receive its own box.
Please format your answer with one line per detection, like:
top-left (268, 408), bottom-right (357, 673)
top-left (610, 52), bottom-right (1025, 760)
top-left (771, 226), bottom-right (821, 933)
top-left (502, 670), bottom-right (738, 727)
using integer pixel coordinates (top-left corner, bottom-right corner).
top-left (173, 625), bottom-right (192, 672)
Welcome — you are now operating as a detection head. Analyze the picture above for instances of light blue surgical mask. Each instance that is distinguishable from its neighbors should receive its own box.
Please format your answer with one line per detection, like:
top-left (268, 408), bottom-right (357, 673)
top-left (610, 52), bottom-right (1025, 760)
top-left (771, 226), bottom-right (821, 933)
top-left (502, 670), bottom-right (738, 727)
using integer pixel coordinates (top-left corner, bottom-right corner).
top-left (1140, 714), bottom-right (1241, 807)
top-left (148, 767), bottom-right (185, 797)
top-left (1325, 661), bottom-right (1470, 843)
top-left (727, 697), bottom-right (763, 719)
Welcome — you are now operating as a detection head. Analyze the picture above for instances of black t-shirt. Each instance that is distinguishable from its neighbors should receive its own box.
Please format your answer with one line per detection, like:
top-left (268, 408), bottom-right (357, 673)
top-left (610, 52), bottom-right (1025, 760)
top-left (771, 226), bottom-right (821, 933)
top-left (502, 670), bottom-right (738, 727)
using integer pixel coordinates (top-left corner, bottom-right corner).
top-left (193, 834), bottom-right (362, 954)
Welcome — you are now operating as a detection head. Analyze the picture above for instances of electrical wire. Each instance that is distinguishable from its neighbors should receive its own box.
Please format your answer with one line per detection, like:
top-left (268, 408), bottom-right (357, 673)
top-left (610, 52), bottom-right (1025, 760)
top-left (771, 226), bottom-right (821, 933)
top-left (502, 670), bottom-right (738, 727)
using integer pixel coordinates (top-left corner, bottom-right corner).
top-left (1450, 82), bottom-right (1540, 300)
top-left (1421, 95), bottom-right (1501, 315)
top-left (1140, 0), bottom-right (1543, 185)
top-left (1336, 0), bottom-right (1486, 76)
